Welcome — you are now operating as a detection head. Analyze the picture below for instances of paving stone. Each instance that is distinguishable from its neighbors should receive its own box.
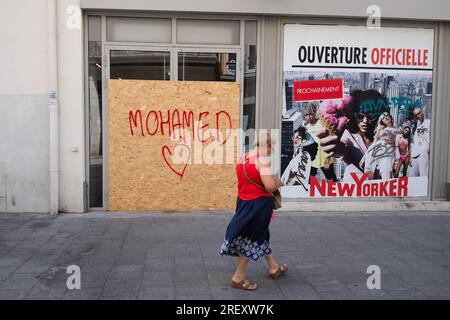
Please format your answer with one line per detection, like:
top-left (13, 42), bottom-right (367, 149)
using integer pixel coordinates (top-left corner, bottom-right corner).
top-left (279, 284), bottom-right (321, 300)
top-left (82, 262), bottom-right (114, 273)
top-left (108, 264), bottom-right (144, 280)
top-left (138, 286), bottom-right (175, 300)
top-left (14, 260), bottom-right (54, 274)
top-left (0, 289), bottom-right (28, 300)
top-left (309, 280), bottom-right (349, 293)
top-left (145, 258), bottom-right (174, 272)
top-left (206, 271), bottom-right (232, 287)
top-left (99, 295), bottom-right (137, 300)
top-left (174, 293), bottom-right (212, 300)
top-left (63, 288), bottom-right (103, 300)
top-left (79, 272), bottom-right (108, 289)
top-left (0, 274), bottom-right (40, 290)
top-left (101, 278), bottom-right (140, 298)
top-left (0, 256), bottom-right (29, 268)
top-left (241, 287), bottom-right (286, 300)
top-left (175, 281), bottom-right (211, 294)
top-left (378, 275), bottom-right (416, 291)
top-left (146, 246), bottom-right (174, 259)
top-left (141, 271), bottom-right (174, 286)
top-left (0, 241), bottom-right (21, 250)
top-left (30, 249), bottom-right (64, 262)
top-left (210, 286), bottom-right (242, 299)
top-left (349, 289), bottom-right (393, 300)
top-left (24, 282), bottom-right (67, 299)
top-left (387, 289), bottom-right (428, 300)
top-left (408, 283), bottom-right (450, 299)
top-left (114, 250), bottom-right (147, 264)
top-left (0, 267), bottom-right (18, 282)
top-left (175, 271), bottom-right (208, 285)
top-left (319, 289), bottom-right (358, 300)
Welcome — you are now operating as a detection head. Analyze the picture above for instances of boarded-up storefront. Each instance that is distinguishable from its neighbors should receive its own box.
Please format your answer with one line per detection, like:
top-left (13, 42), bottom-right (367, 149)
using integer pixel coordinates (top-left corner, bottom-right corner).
top-left (108, 80), bottom-right (240, 211)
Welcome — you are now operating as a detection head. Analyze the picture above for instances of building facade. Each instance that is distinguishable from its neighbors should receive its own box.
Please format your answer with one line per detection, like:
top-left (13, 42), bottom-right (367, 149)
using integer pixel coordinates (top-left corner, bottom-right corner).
top-left (1, 0), bottom-right (450, 213)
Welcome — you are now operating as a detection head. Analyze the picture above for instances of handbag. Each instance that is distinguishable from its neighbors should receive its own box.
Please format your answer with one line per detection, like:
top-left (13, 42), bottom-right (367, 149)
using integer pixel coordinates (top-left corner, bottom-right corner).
top-left (242, 155), bottom-right (282, 210)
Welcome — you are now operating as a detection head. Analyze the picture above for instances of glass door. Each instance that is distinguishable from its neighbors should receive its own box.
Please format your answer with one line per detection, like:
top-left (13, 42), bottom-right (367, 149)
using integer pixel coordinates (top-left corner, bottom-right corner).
top-left (94, 47), bottom-right (173, 209)
top-left (96, 47), bottom-right (241, 210)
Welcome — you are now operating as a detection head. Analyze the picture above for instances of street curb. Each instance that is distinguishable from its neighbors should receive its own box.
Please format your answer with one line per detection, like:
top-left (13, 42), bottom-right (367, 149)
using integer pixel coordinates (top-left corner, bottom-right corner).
top-left (279, 200), bottom-right (450, 212)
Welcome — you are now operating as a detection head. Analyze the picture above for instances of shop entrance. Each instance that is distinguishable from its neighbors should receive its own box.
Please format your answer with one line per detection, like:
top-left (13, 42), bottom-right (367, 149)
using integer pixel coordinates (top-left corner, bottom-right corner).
top-left (102, 46), bottom-right (241, 209)
top-left (85, 15), bottom-right (258, 211)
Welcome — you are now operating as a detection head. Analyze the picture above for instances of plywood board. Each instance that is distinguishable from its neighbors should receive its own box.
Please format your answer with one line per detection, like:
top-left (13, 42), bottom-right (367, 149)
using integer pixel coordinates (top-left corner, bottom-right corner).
top-left (108, 80), bottom-right (240, 211)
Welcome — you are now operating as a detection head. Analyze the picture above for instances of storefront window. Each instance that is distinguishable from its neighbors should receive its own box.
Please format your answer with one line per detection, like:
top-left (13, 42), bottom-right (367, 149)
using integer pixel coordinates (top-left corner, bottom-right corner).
top-left (243, 21), bottom-right (257, 150)
top-left (178, 52), bottom-right (236, 81)
top-left (87, 16), bottom-right (103, 208)
top-left (110, 50), bottom-right (171, 80)
top-left (177, 19), bottom-right (240, 45)
top-left (106, 17), bottom-right (172, 43)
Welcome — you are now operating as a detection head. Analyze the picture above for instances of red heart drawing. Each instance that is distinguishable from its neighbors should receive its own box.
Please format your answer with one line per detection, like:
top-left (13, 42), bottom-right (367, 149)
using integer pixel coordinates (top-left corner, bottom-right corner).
top-left (162, 143), bottom-right (191, 180)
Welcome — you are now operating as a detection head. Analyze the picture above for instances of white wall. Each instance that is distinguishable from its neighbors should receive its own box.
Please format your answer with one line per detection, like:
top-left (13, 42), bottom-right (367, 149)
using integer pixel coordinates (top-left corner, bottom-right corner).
top-left (0, 0), bottom-right (50, 212)
top-left (0, 0), bottom-right (49, 95)
top-left (57, 0), bottom-right (85, 213)
top-left (0, 0), bottom-right (86, 213)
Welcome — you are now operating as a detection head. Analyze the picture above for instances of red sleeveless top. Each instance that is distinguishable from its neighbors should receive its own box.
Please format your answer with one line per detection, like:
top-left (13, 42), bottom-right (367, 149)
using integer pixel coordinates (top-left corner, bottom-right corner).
top-left (236, 154), bottom-right (273, 200)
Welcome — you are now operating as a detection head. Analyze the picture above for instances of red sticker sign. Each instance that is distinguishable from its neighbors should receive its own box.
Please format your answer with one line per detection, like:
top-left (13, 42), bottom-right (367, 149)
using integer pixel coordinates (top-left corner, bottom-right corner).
top-left (293, 79), bottom-right (343, 102)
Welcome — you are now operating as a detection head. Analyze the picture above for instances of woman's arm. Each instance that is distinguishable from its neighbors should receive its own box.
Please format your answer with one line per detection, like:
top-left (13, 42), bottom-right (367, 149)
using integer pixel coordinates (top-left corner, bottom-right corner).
top-left (256, 156), bottom-right (282, 193)
top-left (319, 129), bottom-right (349, 160)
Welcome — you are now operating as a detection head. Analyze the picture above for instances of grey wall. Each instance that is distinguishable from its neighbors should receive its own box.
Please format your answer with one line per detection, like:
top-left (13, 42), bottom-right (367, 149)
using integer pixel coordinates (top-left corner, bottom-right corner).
top-left (81, 0), bottom-right (450, 21)
top-left (0, 95), bottom-right (50, 212)
top-left (432, 22), bottom-right (450, 199)
top-left (258, 16), bottom-right (283, 130)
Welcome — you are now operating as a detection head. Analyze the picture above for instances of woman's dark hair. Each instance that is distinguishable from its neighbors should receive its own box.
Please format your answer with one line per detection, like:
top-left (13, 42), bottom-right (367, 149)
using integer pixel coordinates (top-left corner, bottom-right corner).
top-left (347, 89), bottom-right (389, 139)
top-left (294, 126), bottom-right (317, 162)
top-left (294, 126), bottom-right (307, 139)
top-left (403, 126), bottom-right (412, 143)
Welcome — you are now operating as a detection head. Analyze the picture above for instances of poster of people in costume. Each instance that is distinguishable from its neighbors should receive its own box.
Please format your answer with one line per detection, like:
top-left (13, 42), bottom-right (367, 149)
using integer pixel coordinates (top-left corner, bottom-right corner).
top-left (281, 24), bottom-right (434, 198)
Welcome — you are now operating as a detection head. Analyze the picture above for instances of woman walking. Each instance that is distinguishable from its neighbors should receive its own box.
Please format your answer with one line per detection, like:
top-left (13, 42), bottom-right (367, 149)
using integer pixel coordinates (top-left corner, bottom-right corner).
top-left (219, 132), bottom-right (287, 291)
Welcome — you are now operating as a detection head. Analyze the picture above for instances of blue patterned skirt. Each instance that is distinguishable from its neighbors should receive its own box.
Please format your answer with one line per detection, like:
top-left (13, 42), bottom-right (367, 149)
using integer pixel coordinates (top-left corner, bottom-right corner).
top-left (219, 196), bottom-right (274, 261)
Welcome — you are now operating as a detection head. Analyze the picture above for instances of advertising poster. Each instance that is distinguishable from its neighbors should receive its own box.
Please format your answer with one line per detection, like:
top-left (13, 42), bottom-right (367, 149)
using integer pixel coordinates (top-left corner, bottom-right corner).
top-left (281, 24), bottom-right (434, 198)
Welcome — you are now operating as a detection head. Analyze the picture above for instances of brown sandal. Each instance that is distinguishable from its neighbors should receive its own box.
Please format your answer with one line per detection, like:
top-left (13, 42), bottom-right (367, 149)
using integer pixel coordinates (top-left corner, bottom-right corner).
top-left (270, 264), bottom-right (288, 280)
top-left (231, 279), bottom-right (258, 291)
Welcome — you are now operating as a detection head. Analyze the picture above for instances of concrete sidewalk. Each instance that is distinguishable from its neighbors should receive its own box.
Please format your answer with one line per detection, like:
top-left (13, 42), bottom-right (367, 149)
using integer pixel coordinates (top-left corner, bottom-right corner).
top-left (1, 211), bottom-right (450, 300)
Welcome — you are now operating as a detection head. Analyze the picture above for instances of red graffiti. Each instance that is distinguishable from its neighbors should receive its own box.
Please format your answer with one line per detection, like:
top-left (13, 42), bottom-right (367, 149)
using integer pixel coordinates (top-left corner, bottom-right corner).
top-left (129, 108), bottom-right (233, 144)
top-left (215, 110), bottom-right (233, 145)
top-left (161, 143), bottom-right (191, 180)
top-left (129, 109), bottom-right (144, 137)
